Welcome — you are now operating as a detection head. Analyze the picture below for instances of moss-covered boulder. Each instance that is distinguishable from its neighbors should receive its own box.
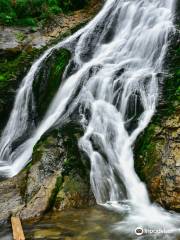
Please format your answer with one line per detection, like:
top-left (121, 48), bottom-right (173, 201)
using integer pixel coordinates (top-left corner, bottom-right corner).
top-left (19, 125), bottom-right (94, 220)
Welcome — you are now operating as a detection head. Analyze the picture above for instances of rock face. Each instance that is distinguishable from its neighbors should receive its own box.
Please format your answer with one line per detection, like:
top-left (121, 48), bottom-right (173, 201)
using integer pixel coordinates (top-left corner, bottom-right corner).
top-left (0, 173), bottom-right (26, 223)
top-left (54, 174), bottom-right (95, 211)
top-left (33, 48), bottom-right (71, 120)
top-left (0, 127), bottom-right (94, 223)
top-left (135, 110), bottom-right (180, 211)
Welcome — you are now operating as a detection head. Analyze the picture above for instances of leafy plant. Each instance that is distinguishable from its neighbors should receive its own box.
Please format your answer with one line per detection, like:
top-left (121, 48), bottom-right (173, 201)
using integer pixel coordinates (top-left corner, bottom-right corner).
top-left (0, 0), bottom-right (88, 26)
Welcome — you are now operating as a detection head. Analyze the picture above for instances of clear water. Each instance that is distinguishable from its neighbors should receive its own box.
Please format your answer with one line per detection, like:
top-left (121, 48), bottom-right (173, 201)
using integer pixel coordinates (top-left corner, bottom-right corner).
top-left (1, 207), bottom-right (180, 240)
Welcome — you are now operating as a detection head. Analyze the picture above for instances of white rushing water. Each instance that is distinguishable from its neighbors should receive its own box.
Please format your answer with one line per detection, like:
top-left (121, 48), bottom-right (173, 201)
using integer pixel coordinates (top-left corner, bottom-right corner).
top-left (0, 0), bottom-right (179, 237)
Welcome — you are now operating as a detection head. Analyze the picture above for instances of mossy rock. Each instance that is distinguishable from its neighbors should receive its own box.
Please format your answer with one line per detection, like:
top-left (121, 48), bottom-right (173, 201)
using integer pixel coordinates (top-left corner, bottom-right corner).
top-left (54, 173), bottom-right (95, 210)
top-left (33, 48), bottom-right (71, 120)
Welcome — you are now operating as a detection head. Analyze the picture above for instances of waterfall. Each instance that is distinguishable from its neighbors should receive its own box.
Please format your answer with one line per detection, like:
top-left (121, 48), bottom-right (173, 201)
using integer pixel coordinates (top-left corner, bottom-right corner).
top-left (0, 0), bottom-right (179, 235)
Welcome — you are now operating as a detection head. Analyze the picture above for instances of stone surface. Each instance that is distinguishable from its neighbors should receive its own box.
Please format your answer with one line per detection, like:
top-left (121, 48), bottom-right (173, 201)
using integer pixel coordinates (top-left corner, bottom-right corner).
top-left (20, 173), bottom-right (58, 220)
top-left (0, 127), bottom-right (95, 223)
top-left (0, 173), bottom-right (26, 223)
top-left (26, 134), bottom-right (65, 200)
top-left (135, 109), bottom-right (180, 212)
top-left (54, 174), bottom-right (95, 211)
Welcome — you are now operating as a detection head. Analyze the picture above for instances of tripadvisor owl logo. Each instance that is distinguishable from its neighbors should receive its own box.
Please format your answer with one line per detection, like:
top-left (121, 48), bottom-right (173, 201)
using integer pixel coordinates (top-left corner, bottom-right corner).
top-left (135, 227), bottom-right (144, 236)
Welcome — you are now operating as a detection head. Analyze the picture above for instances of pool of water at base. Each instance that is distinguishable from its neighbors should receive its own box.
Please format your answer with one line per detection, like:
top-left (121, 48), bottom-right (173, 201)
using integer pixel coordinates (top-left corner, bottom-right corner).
top-left (0, 206), bottom-right (180, 240)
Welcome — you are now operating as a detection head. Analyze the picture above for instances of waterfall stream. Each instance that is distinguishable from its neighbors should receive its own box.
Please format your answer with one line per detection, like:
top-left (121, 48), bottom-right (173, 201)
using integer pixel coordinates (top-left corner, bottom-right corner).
top-left (0, 0), bottom-right (179, 237)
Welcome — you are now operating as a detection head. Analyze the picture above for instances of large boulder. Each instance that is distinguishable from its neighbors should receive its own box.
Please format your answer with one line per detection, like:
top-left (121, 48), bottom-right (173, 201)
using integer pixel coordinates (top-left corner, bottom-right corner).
top-left (0, 126), bottom-right (94, 223)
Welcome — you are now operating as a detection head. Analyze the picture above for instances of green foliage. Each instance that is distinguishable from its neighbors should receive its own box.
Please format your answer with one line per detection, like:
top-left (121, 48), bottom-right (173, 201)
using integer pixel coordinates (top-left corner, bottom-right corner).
top-left (0, 74), bottom-right (6, 81)
top-left (59, 0), bottom-right (88, 12)
top-left (0, 0), bottom-right (88, 26)
top-left (17, 17), bottom-right (36, 26)
top-left (0, 49), bottom-right (40, 87)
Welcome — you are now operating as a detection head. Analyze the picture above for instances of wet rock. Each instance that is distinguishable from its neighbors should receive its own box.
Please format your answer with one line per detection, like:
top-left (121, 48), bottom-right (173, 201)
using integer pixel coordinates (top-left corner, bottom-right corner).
top-left (25, 134), bottom-right (65, 202)
top-left (135, 110), bottom-right (180, 212)
top-left (20, 174), bottom-right (58, 220)
top-left (33, 48), bottom-right (71, 120)
top-left (54, 174), bottom-right (95, 210)
top-left (0, 172), bottom-right (26, 223)
top-left (0, 127), bottom-right (95, 222)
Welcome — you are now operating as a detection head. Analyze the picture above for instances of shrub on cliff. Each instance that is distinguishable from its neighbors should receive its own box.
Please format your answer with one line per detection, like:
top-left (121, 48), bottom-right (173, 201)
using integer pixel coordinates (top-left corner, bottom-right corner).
top-left (0, 0), bottom-right (89, 26)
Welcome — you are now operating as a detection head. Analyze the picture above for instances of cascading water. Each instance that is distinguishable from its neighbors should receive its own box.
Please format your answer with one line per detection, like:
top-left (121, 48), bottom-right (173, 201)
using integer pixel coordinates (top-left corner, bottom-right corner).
top-left (0, 0), bottom-right (179, 237)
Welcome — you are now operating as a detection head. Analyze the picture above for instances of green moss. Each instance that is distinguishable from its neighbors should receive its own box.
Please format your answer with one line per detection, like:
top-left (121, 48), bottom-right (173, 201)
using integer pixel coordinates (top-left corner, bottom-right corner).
top-left (33, 123), bottom-right (89, 186)
top-left (0, 75), bottom-right (6, 82)
top-left (31, 140), bottom-right (45, 165)
top-left (0, 49), bottom-right (40, 86)
top-left (47, 175), bottom-right (63, 211)
top-left (29, 124), bottom-right (90, 210)
top-left (60, 124), bottom-right (89, 179)
top-left (0, 48), bottom-right (42, 132)
top-left (15, 32), bottom-right (26, 42)
top-left (135, 124), bottom-right (156, 180)
top-left (62, 175), bottom-right (86, 193)
top-left (136, 124), bottom-right (156, 152)
top-left (33, 48), bottom-right (71, 118)
top-left (160, 36), bottom-right (180, 117)
top-left (135, 33), bottom-right (180, 181)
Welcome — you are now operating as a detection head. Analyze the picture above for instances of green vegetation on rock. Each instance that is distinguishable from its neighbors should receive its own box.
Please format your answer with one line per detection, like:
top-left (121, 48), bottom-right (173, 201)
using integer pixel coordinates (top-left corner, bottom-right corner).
top-left (135, 24), bottom-right (180, 170)
top-left (30, 125), bottom-right (93, 213)
top-left (0, 0), bottom-right (89, 26)
top-left (135, 124), bottom-right (163, 181)
top-left (33, 48), bottom-right (71, 118)
top-left (0, 48), bottom-right (41, 131)
top-left (60, 124), bottom-right (90, 179)
top-left (0, 49), bottom-right (39, 85)
top-left (47, 176), bottom-right (63, 211)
